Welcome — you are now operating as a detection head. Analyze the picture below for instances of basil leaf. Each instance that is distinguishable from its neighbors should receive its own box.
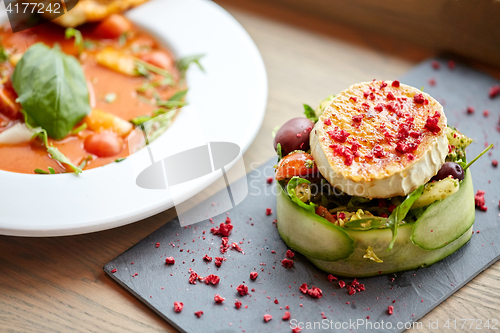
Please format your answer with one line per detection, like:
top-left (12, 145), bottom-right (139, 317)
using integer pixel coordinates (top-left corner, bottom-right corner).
top-left (12, 43), bottom-right (91, 140)
top-left (286, 176), bottom-right (316, 214)
top-left (387, 185), bottom-right (424, 250)
top-left (303, 104), bottom-right (318, 123)
top-left (344, 217), bottom-right (389, 230)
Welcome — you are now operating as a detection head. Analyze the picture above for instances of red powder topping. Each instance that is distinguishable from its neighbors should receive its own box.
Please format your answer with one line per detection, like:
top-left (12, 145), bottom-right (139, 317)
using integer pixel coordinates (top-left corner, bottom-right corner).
top-left (327, 127), bottom-right (350, 143)
top-left (250, 271), bottom-right (258, 280)
top-left (299, 283), bottom-right (309, 294)
top-left (374, 103), bottom-right (384, 112)
top-left (203, 254), bottom-right (212, 262)
top-left (352, 114), bottom-right (364, 123)
top-left (205, 274), bottom-right (220, 285)
top-left (263, 314), bottom-right (273, 322)
top-left (194, 311), bottom-right (204, 318)
top-left (286, 250), bottom-right (295, 258)
top-left (307, 286), bottom-right (323, 299)
top-left (490, 85), bottom-right (500, 99)
top-left (324, 118), bottom-right (332, 126)
top-left (235, 301), bottom-right (242, 309)
top-left (327, 274), bottom-right (337, 282)
top-left (388, 305), bottom-right (394, 315)
top-left (266, 208), bottom-right (272, 216)
top-left (281, 258), bottom-right (294, 268)
top-left (237, 284), bottom-right (249, 296)
top-left (387, 92), bottom-right (396, 100)
top-left (350, 96), bottom-right (357, 102)
top-left (392, 80), bottom-right (400, 87)
top-left (380, 82), bottom-right (388, 89)
top-left (214, 294), bottom-right (225, 303)
top-left (214, 257), bottom-right (226, 267)
top-left (424, 112), bottom-right (441, 134)
top-left (372, 145), bottom-right (385, 158)
top-left (363, 91), bottom-right (370, 98)
top-left (413, 94), bottom-right (426, 104)
top-left (282, 311), bottom-right (291, 321)
top-left (174, 302), bottom-right (183, 313)
top-left (111, 268), bottom-right (117, 273)
top-left (165, 257), bottom-right (175, 265)
top-left (211, 222), bottom-right (233, 237)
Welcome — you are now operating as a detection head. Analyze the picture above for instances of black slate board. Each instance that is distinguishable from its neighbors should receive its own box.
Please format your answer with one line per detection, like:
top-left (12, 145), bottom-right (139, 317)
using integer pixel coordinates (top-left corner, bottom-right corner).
top-left (105, 58), bottom-right (500, 333)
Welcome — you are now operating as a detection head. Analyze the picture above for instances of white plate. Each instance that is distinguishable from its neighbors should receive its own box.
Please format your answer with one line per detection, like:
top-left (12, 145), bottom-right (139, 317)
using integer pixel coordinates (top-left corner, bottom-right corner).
top-left (0, 0), bottom-right (267, 236)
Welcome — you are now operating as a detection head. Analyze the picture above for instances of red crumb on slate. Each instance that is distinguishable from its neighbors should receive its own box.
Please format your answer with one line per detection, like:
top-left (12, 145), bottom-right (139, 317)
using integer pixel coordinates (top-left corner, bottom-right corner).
top-left (467, 106), bottom-right (475, 114)
top-left (214, 294), bottom-right (225, 303)
top-left (155, 242), bottom-right (160, 248)
top-left (203, 254), bottom-right (212, 262)
top-left (484, 110), bottom-right (490, 117)
top-left (307, 286), bottom-right (323, 299)
top-left (327, 274), bottom-right (337, 282)
top-left (286, 250), bottom-right (295, 258)
top-left (292, 327), bottom-right (302, 333)
top-left (281, 259), bottom-right (294, 268)
top-left (492, 160), bottom-right (498, 167)
top-left (165, 257), bottom-right (175, 265)
top-left (188, 269), bottom-right (199, 284)
top-left (111, 268), bottom-right (117, 273)
top-left (429, 78), bottom-right (436, 86)
top-left (205, 274), bottom-right (220, 285)
top-left (220, 237), bottom-right (229, 253)
top-left (274, 299), bottom-right (279, 304)
top-left (237, 284), bottom-right (249, 296)
top-left (299, 283), bottom-right (308, 294)
top-left (211, 222), bottom-right (233, 237)
top-left (231, 242), bottom-right (244, 254)
top-left (282, 311), bottom-right (291, 321)
top-left (490, 85), bottom-right (500, 99)
top-left (339, 280), bottom-right (346, 288)
top-left (263, 314), bottom-right (273, 322)
top-left (194, 311), bottom-right (204, 318)
top-left (215, 257), bottom-right (226, 267)
top-left (388, 306), bottom-right (394, 315)
top-left (235, 301), bottom-right (242, 309)
top-left (250, 271), bottom-right (258, 280)
top-left (266, 177), bottom-right (273, 184)
top-left (431, 61), bottom-right (440, 70)
top-left (174, 302), bottom-right (183, 313)
top-left (448, 60), bottom-right (455, 69)
top-left (475, 190), bottom-right (487, 211)
top-left (266, 208), bottom-right (273, 216)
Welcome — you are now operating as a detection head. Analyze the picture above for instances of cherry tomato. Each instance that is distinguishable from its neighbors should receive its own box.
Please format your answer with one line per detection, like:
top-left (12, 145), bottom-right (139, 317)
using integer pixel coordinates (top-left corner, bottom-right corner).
top-left (275, 152), bottom-right (317, 180)
top-left (139, 51), bottom-right (173, 70)
top-left (84, 132), bottom-right (123, 157)
top-left (94, 14), bottom-right (132, 39)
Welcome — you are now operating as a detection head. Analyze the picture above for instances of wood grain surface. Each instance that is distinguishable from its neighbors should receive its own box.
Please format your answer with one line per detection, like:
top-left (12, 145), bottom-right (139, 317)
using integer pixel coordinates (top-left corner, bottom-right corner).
top-left (1, 2), bottom-right (499, 332)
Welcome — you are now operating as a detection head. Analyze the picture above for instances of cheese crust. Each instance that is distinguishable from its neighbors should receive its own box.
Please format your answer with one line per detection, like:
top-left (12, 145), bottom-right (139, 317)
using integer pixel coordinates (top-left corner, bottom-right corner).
top-left (310, 81), bottom-right (448, 198)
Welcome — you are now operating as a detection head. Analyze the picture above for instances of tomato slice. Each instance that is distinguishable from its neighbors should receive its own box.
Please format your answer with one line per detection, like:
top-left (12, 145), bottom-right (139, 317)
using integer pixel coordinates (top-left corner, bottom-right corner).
top-left (94, 14), bottom-right (132, 39)
top-left (275, 152), bottom-right (317, 180)
top-left (84, 131), bottom-right (123, 157)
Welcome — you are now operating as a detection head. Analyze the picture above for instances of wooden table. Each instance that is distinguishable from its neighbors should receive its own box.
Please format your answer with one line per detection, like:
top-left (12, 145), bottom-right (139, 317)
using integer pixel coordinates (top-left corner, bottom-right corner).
top-left (1, 2), bottom-right (499, 332)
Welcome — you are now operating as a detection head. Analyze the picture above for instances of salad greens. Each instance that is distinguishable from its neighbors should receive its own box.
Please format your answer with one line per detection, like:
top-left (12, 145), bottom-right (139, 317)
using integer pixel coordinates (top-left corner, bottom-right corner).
top-left (286, 177), bottom-right (316, 214)
top-left (303, 104), bottom-right (318, 123)
top-left (176, 54), bottom-right (205, 77)
top-left (65, 28), bottom-right (83, 54)
top-left (12, 43), bottom-right (90, 140)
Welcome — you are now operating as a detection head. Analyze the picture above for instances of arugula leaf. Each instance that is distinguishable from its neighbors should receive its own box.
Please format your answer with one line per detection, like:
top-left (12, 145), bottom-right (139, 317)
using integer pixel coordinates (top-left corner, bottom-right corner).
top-left (130, 90), bottom-right (185, 125)
top-left (303, 104), bottom-right (318, 123)
top-left (286, 177), bottom-right (316, 213)
top-left (0, 43), bottom-right (7, 63)
top-left (141, 109), bottom-right (177, 143)
top-left (78, 155), bottom-right (92, 170)
top-left (276, 143), bottom-right (283, 161)
top-left (21, 109), bottom-right (82, 174)
top-left (71, 123), bottom-right (87, 135)
top-left (34, 168), bottom-right (49, 174)
top-left (387, 185), bottom-right (424, 250)
top-left (12, 43), bottom-right (90, 140)
top-left (134, 58), bottom-right (172, 78)
top-left (344, 217), bottom-right (389, 230)
top-left (65, 28), bottom-right (83, 55)
top-left (115, 158), bottom-right (126, 163)
top-left (176, 54), bottom-right (205, 75)
top-left (346, 196), bottom-right (371, 209)
top-left (464, 144), bottom-right (493, 170)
